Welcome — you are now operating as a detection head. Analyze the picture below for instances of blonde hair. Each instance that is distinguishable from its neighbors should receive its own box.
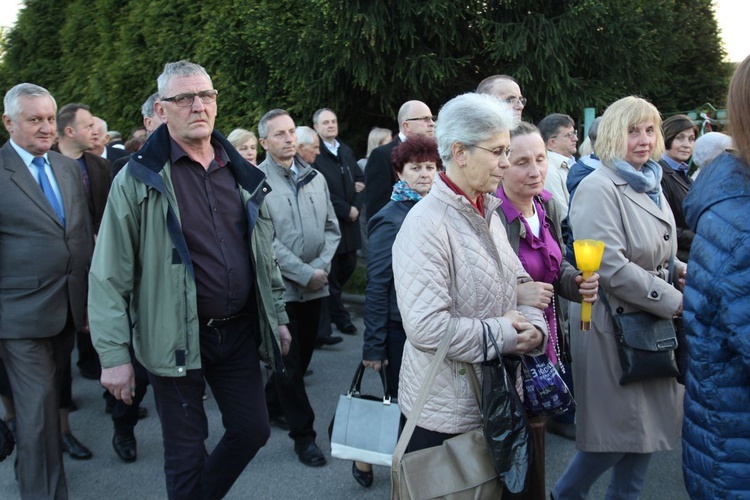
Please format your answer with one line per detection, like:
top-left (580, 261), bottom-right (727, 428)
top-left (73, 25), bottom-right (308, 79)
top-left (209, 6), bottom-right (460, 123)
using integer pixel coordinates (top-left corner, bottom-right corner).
top-left (227, 128), bottom-right (257, 149)
top-left (596, 96), bottom-right (664, 165)
top-left (366, 127), bottom-right (392, 158)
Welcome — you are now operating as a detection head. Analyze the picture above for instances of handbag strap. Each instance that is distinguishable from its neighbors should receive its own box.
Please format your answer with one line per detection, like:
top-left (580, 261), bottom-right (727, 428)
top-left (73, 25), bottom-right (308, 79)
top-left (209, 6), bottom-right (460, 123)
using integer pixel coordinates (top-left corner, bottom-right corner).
top-left (391, 317), bottom-right (459, 470)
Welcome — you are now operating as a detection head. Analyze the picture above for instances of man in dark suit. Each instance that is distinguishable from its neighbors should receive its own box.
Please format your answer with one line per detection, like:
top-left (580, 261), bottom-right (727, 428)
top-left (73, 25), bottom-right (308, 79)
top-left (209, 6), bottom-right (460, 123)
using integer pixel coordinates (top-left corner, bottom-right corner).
top-left (364, 100), bottom-right (435, 218)
top-left (312, 108), bottom-right (364, 334)
top-left (0, 83), bottom-right (93, 499)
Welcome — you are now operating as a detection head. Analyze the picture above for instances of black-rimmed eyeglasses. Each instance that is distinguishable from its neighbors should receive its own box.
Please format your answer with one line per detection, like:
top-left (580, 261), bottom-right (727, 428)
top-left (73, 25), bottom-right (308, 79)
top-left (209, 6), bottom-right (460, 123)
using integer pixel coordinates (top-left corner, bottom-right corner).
top-left (405, 115), bottom-right (437, 123)
top-left (161, 90), bottom-right (219, 107)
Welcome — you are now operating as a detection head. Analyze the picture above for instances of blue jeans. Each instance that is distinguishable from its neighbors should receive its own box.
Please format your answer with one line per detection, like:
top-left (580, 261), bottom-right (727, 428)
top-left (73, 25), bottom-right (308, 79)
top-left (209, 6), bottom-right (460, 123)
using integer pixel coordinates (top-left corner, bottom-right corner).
top-left (552, 451), bottom-right (652, 500)
top-left (148, 316), bottom-right (270, 500)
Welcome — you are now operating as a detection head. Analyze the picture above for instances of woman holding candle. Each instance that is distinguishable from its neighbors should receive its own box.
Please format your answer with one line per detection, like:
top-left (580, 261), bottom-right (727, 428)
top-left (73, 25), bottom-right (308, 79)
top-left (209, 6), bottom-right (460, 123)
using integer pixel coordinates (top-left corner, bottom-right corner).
top-left (681, 55), bottom-right (750, 499)
top-left (392, 93), bottom-right (547, 459)
top-left (496, 121), bottom-right (598, 500)
top-left (552, 96), bottom-right (685, 499)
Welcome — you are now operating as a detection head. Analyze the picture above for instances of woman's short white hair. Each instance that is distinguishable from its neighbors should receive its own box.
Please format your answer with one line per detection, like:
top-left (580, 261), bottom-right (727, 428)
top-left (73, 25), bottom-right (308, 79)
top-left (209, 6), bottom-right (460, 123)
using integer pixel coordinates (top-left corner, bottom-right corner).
top-left (692, 132), bottom-right (733, 168)
top-left (435, 93), bottom-right (514, 162)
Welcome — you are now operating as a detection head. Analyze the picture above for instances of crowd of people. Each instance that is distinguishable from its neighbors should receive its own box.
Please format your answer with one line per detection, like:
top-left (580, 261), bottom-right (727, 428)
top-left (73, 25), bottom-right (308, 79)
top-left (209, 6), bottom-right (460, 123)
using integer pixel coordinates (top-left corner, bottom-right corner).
top-left (0, 54), bottom-right (748, 500)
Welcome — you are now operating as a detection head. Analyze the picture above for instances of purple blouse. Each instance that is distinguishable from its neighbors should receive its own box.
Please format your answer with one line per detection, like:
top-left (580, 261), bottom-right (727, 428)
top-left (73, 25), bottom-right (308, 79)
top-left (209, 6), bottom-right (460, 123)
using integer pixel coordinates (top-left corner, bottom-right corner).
top-left (497, 187), bottom-right (563, 363)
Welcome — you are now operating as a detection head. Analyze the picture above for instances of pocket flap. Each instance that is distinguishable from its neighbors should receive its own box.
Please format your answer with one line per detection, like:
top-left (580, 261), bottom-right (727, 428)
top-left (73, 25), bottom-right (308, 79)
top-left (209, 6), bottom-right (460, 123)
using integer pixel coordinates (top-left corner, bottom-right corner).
top-left (616, 312), bottom-right (677, 351)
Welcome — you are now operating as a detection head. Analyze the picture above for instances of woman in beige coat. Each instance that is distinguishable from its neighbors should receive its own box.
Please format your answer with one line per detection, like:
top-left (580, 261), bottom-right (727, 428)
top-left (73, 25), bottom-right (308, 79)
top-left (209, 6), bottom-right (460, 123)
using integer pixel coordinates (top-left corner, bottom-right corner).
top-left (392, 93), bottom-right (547, 452)
top-left (552, 96), bottom-right (685, 499)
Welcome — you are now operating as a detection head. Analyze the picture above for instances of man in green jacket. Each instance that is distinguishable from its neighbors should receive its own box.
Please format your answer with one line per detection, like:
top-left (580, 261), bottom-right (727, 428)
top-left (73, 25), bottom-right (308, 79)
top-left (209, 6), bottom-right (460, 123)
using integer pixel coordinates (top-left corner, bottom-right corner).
top-left (88, 60), bottom-right (290, 500)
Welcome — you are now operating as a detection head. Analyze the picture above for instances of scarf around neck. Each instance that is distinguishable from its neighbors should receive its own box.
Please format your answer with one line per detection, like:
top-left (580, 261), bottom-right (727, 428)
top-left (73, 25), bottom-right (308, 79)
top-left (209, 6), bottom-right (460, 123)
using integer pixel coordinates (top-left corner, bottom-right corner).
top-left (390, 180), bottom-right (424, 202)
top-left (612, 158), bottom-right (663, 207)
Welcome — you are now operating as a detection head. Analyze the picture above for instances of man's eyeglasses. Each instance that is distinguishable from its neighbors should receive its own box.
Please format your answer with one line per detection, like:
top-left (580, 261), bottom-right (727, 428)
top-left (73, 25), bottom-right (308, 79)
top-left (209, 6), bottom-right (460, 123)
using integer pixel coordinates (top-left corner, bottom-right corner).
top-left (405, 115), bottom-right (437, 123)
top-left (504, 96), bottom-right (527, 107)
top-left (161, 89), bottom-right (219, 107)
top-left (552, 131), bottom-right (578, 140)
top-left (472, 145), bottom-right (513, 158)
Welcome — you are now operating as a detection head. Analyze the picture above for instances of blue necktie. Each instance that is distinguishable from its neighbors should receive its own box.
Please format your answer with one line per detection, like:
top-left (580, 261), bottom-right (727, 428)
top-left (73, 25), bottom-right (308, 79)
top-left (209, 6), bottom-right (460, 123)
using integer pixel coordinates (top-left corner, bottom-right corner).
top-left (32, 157), bottom-right (65, 226)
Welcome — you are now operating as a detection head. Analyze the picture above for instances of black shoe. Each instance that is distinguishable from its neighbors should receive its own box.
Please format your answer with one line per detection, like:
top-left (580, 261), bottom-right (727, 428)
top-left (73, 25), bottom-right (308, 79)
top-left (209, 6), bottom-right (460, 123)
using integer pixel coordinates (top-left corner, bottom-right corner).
top-left (314, 335), bottom-right (343, 348)
top-left (546, 420), bottom-right (576, 441)
top-left (62, 433), bottom-right (92, 460)
top-left (337, 323), bottom-right (357, 335)
top-left (352, 462), bottom-right (374, 487)
top-left (294, 440), bottom-right (326, 467)
top-left (112, 432), bottom-right (137, 462)
top-left (269, 414), bottom-right (290, 431)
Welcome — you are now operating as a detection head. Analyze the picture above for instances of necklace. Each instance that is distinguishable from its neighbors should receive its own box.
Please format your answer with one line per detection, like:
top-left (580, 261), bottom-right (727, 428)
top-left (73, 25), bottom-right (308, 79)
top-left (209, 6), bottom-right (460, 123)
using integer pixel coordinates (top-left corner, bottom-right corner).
top-left (543, 294), bottom-right (564, 373)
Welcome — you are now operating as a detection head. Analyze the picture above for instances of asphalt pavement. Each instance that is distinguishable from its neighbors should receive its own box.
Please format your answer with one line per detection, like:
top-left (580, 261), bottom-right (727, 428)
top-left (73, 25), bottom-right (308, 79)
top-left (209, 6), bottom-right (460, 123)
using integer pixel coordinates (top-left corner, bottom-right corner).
top-left (0, 298), bottom-right (690, 499)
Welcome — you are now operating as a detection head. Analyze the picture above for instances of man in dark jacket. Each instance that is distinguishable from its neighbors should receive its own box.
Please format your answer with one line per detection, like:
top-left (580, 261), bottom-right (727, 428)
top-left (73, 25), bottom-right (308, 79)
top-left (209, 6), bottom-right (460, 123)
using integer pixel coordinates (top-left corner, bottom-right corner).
top-left (313, 108), bottom-right (364, 333)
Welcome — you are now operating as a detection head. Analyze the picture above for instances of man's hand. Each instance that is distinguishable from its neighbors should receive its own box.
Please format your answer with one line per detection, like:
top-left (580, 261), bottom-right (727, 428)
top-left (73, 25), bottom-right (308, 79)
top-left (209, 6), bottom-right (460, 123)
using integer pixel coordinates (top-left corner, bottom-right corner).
top-left (576, 272), bottom-right (600, 304)
top-left (101, 363), bottom-right (135, 405)
top-left (354, 181), bottom-right (365, 193)
top-left (308, 269), bottom-right (328, 290)
top-left (514, 321), bottom-right (543, 353)
top-left (348, 206), bottom-right (360, 222)
top-left (516, 281), bottom-right (554, 309)
top-left (363, 359), bottom-right (388, 372)
top-left (278, 324), bottom-right (292, 356)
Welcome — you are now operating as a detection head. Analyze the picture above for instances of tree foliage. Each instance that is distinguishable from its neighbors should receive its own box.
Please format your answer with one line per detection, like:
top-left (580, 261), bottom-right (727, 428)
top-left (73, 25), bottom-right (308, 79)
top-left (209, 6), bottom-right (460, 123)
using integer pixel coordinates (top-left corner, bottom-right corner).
top-left (0, 0), bottom-right (730, 151)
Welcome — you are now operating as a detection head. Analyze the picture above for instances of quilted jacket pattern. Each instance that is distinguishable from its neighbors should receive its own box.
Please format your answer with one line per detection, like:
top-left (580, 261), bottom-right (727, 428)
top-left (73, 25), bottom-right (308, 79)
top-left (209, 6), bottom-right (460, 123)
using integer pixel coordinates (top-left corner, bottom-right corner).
top-left (682, 152), bottom-right (750, 499)
top-left (392, 176), bottom-right (547, 434)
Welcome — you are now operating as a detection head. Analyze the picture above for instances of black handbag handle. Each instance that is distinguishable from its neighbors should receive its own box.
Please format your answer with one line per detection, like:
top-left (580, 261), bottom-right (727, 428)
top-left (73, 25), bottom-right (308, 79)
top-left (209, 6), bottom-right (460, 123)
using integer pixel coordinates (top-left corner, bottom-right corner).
top-left (481, 321), bottom-right (502, 364)
top-left (348, 362), bottom-right (392, 402)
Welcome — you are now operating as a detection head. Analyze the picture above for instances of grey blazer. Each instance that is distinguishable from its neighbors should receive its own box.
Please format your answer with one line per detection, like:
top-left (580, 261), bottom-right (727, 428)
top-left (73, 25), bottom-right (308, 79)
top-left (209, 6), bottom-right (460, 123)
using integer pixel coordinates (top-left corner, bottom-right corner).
top-left (0, 141), bottom-right (93, 338)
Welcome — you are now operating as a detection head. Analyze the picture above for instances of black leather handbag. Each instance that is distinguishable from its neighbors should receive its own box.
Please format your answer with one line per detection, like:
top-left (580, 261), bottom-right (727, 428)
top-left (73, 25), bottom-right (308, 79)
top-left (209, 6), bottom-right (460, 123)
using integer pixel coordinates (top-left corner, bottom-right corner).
top-left (599, 252), bottom-right (680, 386)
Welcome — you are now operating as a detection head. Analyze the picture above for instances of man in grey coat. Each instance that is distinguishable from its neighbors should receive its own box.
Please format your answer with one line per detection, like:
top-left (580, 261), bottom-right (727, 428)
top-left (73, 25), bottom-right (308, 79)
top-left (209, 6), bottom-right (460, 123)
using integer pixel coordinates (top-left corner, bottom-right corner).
top-left (257, 109), bottom-right (340, 468)
top-left (0, 83), bottom-right (93, 499)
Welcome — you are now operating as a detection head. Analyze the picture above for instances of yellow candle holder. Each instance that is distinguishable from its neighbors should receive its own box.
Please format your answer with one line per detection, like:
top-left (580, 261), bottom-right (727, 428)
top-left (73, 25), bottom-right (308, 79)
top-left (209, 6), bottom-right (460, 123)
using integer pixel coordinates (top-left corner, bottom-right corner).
top-left (573, 239), bottom-right (605, 331)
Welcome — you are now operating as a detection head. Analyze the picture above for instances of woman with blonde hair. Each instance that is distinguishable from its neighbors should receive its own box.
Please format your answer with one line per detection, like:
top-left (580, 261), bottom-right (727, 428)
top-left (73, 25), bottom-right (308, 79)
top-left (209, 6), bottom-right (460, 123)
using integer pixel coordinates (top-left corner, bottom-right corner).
top-left (227, 128), bottom-right (259, 166)
top-left (553, 96), bottom-right (685, 499)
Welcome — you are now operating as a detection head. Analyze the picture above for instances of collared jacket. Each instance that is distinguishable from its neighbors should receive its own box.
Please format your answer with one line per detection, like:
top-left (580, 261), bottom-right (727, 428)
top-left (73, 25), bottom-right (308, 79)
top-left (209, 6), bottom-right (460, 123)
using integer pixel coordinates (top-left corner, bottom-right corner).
top-left (392, 175), bottom-right (547, 434)
top-left (257, 154), bottom-right (341, 303)
top-left (682, 152), bottom-right (750, 499)
top-left (88, 125), bottom-right (289, 377)
top-left (569, 161), bottom-right (684, 453)
top-left (313, 138), bottom-right (364, 254)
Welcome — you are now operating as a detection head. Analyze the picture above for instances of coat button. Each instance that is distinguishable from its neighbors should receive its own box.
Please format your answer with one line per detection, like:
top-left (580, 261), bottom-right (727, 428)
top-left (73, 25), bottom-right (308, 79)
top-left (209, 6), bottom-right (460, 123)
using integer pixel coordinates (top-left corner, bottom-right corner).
top-left (616, 307), bottom-right (624, 314)
top-left (651, 291), bottom-right (659, 298)
top-left (178, 367), bottom-right (184, 373)
top-left (663, 234), bottom-right (670, 241)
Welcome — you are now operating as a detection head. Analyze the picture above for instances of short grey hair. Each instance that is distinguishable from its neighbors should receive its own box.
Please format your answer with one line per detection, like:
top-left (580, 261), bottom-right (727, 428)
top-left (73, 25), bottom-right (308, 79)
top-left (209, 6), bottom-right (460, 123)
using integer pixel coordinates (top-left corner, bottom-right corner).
top-left (296, 126), bottom-right (318, 146)
top-left (312, 108), bottom-right (334, 125)
top-left (692, 132), bottom-right (734, 168)
top-left (94, 116), bottom-right (108, 133)
top-left (258, 109), bottom-right (290, 139)
top-left (435, 93), bottom-right (514, 162)
top-left (3, 83), bottom-right (57, 120)
top-left (157, 60), bottom-right (212, 98)
top-left (141, 93), bottom-right (159, 118)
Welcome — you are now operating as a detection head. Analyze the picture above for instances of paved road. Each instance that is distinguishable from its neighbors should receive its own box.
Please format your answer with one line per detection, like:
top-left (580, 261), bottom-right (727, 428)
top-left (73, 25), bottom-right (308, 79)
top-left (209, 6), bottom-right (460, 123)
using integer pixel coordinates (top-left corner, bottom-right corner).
top-left (0, 299), bottom-right (690, 499)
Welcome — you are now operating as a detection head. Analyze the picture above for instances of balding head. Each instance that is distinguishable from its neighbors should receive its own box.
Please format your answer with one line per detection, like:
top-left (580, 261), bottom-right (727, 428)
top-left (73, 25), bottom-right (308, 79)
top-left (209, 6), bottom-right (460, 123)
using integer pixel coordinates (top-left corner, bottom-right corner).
top-left (397, 100), bottom-right (435, 138)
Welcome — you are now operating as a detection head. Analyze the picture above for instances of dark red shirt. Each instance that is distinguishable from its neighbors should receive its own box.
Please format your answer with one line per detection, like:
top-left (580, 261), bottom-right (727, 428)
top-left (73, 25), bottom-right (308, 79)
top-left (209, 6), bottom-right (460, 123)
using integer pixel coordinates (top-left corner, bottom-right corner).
top-left (169, 138), bottom-right (252, 319)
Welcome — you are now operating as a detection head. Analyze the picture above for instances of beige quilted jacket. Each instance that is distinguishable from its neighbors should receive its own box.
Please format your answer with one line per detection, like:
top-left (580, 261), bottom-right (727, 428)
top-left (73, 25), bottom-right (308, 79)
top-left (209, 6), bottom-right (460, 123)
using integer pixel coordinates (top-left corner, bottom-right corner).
top-left (393, 175), bottom-right (547, 434)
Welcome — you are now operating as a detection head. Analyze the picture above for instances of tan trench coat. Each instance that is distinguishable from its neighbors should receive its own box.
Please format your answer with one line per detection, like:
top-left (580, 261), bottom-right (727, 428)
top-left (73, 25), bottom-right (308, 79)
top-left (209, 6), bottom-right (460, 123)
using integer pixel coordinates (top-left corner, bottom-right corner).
top-left (569, 163), bottom-right (685, 453)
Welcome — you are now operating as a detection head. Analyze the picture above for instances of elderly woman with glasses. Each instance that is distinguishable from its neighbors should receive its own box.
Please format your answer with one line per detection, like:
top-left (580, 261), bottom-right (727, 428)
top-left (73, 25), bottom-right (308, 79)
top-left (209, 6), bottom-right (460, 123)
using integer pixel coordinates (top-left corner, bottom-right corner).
top-left (497, 122), bottom-right (599, 500)
top-left (391, 93), bottom-right (547, 457)
top-left (552, 96), bottom-right (685, 499)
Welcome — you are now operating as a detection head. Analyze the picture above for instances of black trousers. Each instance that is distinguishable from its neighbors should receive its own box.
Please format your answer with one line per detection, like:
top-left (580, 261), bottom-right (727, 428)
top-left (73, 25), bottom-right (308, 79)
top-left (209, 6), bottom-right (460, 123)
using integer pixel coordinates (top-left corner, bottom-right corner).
top-left (148, 316), bottom-right (269, 500)
top-left (265, 299), bottom-right (321, 443)
top-left (112, 348), bottom-right (149, 435)
top-left (328, 251), bottom-right (357, 327)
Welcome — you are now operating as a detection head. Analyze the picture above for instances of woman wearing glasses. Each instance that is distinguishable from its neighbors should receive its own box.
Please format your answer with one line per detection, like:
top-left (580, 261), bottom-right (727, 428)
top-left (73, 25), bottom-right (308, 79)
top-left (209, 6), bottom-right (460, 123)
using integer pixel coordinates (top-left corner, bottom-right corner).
top-left (497, 122), bottom-right (599, 499)
top-left (392, 93), bottom-right (546, 463)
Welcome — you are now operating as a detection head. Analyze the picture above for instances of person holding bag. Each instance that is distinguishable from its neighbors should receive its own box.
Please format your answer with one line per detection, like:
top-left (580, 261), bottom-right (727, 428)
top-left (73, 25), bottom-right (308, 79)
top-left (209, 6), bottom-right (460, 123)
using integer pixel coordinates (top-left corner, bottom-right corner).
top-left (552, 96), bottom-right (685, 499)
top-left (391, 93), bottom-right (548, 497)
top-left (497, 121), bottom-right (599, 500)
